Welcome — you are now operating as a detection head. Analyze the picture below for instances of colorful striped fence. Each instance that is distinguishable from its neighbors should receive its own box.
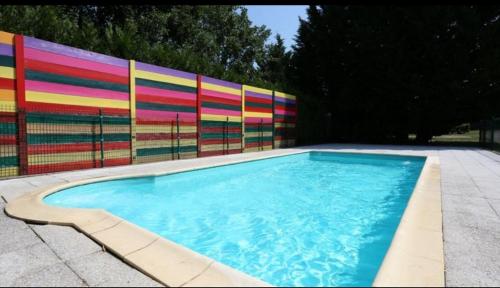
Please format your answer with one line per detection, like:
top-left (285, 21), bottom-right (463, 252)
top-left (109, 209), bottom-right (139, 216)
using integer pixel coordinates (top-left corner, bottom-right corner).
top-left (0, 31), bottom-right (18, 177)
top-left (0, 30), bottom-right (298, 178)
top-left (274, 91), bottom-right (297, 148)
top-left (242, 85), bottom-right (274, 152)
top-left (21, 35), bottom-right (131, 174)
top-left (133, 61), bottom-right (198, 163)
top-left (199, 76), bottom-right (243, 157)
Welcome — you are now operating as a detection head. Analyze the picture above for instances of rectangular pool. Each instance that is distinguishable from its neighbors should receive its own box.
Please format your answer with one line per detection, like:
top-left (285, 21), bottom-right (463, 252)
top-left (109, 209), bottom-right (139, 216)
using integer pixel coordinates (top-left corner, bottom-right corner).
top-left (44, 151), bottom-right (426, 287)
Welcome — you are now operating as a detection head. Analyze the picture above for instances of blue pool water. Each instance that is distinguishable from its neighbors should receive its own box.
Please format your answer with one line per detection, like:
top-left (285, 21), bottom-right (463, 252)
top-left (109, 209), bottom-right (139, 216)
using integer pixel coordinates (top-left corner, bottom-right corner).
top-left (45, 151), bottom-right (425, 287)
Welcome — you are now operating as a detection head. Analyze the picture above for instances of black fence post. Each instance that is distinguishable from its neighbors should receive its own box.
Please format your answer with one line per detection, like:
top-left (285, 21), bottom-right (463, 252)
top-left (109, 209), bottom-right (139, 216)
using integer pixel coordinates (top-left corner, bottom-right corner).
top-left (176, 113), bottom-right (180, 159)
top-left (226, 116), bottom-right (229, 154)
top-left (99, 109), bottom-right (104, 168)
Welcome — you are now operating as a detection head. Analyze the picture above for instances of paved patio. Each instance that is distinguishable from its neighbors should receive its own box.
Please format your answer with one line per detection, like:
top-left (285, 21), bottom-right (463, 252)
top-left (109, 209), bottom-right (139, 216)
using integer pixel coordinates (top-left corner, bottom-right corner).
top-left (1, 144), bottom-right (499, 286)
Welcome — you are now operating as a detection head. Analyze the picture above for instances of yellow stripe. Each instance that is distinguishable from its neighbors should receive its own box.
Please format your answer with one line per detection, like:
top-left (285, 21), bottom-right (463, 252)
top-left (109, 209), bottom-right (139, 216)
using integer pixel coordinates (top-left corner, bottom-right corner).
top-left (0, 31), bottom-right (14, 45)
top-left (245, 132), bottom-right (272, 138)
top-left (0, 145), bottom-right (17, 156)
top-left (0, 167), bottom-right (18, 177)
top-left (0, 89), bottom-right (15, 101)
top-left (244, 111), bottom-right (273, 118)
top-left (26, 91), bottom-right (129, 109)
top-left (130, 60), bottom-right (137, 163)
top-left (136, 124), bottom-right (197, 133)
top-left (201, 114), bottom-right (242, 122)
top-left (136, 139), bottom-right (197, 149)
top-left (241, 85), bottom-right (246, 149)
top-left (274, 91), bottom-right (296, 100)
top-left (136, 151), bottom-right (197, 163)
top-left (0, 67), bottom-right (15, 79)
top-left (244, 85), bottom-right (272, 96)
top-left (28, 150), bottom-right (130, 164)
top-left (136, 70), bottom-right (197, 88)
top-left (244, 146), bottom-right (272, 152)
top-left (27, 123), bottom-right (130, 134)
top-left (274, 122), bottom-right (295, 128)
top-left (201, 143), bottom-right (241, 152)
top-left (202, 82), bottom-right (240, 96)
top-left (0, 101), bottom-right (16, 111)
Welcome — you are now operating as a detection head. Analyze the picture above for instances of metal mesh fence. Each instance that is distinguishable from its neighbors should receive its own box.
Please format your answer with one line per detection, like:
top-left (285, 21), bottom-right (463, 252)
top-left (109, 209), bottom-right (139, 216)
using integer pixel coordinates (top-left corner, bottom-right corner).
top-left (479, 117), bottom-right (500, 151)
top-left (0, 105), bottom-right (18, 178)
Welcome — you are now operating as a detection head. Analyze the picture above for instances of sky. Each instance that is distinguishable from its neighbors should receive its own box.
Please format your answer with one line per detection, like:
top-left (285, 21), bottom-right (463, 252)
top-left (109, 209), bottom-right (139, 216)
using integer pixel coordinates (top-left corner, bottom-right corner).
top-left (245, 5), bottom-right (308, 51)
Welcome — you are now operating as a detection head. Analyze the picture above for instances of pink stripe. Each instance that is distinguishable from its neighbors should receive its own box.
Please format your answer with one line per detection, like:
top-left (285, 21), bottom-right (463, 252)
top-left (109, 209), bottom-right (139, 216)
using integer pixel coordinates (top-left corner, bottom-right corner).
top-left (202, 89), bottom-right (241, 102)
top-left (245, 117), bottom-right (273, 124)
top-left (136, 109), bottom-right (197, 121)
top-left (201, 107), bottom-right (241, 116)
top-left (136, 86), bottom-right (196, 101)
top-left (25, 48), bottom-right (128, 77)
top-left (26, 80), bottom-right (129, 101)
top-left (275, 108), bottom-right (296, 116)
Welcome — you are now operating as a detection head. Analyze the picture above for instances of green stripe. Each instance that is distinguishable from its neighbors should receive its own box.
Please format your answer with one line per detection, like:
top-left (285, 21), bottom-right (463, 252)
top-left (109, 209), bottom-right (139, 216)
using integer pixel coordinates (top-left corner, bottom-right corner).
top-left (136, 101), bottom-right (196, 113)
top-left (27, 133), bottom-right (130, 144)
top-left (0, 156), bottom-right (18, 167)
top-left (0, 122), bottom-right (17, 133)
top-left (137, 145), bottom-right (197, 156)
top-left (26, 70), bottom-right (129, 93)
top-left (245, 136), bottom-right (273, 143)
top-left (274, 114), bottom-right (295, 121)
top-left (245, 126), bottom-right (273, 133)
top-left (201, 120), bottom-right (241, 128)
top-left (136, 78), bottom-right (196, 94)
top-left (0, 55), bottom-right (14, 68)
top-left (245, 101), bottom-right (272, 109)
top-left (201, 132), bottom-right (241, 139)
top-left (27, 113), bottom-right (130, 125)
top-left (201, 101), bottom-right (241, 112)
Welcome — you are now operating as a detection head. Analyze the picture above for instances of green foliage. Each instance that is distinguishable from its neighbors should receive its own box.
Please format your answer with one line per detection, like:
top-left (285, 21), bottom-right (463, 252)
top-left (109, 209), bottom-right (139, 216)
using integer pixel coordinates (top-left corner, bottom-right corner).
top-left (0, 5), bottom-right (285, 90)
top-left (291, 5), bottom-right (500, 144)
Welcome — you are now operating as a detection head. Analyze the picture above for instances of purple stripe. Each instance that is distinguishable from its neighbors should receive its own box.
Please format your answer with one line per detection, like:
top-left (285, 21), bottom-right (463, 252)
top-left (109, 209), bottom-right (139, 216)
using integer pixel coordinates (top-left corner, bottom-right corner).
top-left (245, 90), bottom-right (272, 100)
top-left (24, 36), bottom-right (128, 68)
top-left (0, 43), bottom-right (13, 56)
top-left (202, 75), bottom-right (241, 90)
top-left (136, 62), bottom-right (196, 80)
top-left (275, 97), bottom-right (296, 105)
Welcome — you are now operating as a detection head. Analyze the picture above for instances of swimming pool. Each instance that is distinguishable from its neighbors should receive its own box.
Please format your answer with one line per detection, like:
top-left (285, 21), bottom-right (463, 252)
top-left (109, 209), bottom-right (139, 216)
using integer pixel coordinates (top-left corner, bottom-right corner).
top-left (44, 151), bottom-right (426, 287)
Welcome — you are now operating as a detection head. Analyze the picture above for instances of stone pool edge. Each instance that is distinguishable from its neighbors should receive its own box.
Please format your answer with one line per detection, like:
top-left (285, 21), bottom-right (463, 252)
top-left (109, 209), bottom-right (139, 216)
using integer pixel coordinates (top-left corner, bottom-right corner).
top-left (4, 148), bottom-right (444, 287)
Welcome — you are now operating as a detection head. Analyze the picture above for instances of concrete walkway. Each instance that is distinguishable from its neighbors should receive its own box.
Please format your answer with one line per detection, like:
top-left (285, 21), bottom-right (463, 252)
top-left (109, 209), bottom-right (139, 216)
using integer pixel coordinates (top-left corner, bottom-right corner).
top-left (1, 144), bottom-right (499, 286)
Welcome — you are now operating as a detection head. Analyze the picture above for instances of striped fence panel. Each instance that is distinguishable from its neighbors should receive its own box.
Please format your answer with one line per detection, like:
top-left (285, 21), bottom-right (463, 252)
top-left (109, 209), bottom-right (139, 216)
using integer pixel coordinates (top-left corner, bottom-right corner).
top-left (199, 76), bottom-right (242, 157)
top-left (0, 31), bottom-right (18, 177)
top-left (21, 36), bottom-right (131, 174)
top-left (243, 85), bottom-right (273, 152)
top-left (133, 61), bottom-right (198, 163)
top-left (274, 91), bottom-right (297, 147)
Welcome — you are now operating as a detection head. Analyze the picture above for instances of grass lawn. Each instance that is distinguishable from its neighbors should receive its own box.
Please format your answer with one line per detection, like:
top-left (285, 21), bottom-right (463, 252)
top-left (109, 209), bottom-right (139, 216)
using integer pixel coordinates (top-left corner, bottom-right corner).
top-left (430, 130), bottom-right (479, 143)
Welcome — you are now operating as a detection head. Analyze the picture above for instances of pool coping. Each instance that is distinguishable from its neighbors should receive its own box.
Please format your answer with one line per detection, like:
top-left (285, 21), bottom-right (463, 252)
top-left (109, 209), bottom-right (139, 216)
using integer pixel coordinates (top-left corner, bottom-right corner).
top-left (4, 148), bottom-right (444, 287)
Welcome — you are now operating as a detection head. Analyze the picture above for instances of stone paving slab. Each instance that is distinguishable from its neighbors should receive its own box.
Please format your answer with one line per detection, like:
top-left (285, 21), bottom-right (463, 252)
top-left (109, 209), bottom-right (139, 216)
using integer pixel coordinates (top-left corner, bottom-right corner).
top-left (29, 224), bottom-right (102, 262)
top-left (1, 144), bottom-right (500, 286)
top-left (10, 262), bottom-right (86, 287)
top-left (66, 251), bottom-right (163, 287)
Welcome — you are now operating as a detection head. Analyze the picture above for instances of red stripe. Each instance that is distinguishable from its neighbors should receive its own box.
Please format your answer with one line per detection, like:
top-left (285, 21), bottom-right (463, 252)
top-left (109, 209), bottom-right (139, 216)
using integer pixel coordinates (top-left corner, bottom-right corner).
top-left (136, 133), bottom-right (197, 141)
top-left (196, 74), bottom-right (202, 157)
top-left (202, 95), bottom-right (241, 106)
top-left (25, 102), bottom-right (129, 116)
top-left (201, 127), bottom-right (241, 133)
top-left (245, 123), bottom-right (272, 128)
top-left (27, 158), bottom-right (129, 175)
top-left (245, 106), bottom-right (272, 114)
top-left (245, 96), bottom-right (272, 105)
top-left (25, 59), bottom-right (129, 85)
top-left (136, 119), bottom-right (196, 126)
top-left (199, 149), bottom-right (241, 157)
top-left (245, 141), bottom-right (272, 148)
top-left (136, 93), bottom-right (196, 107)
top-left (201, 138), bottom-right (241, 145)
top-left (28, 142), bottom-right (130, 154)
top-left (0, 78), bottom-right (15, 90)
top-left (0, 135), bottom-right (16, 144)
top-left (275, 103), bottom-right (297, 111)
top-left (0, 115), bottom-right (17, 122)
